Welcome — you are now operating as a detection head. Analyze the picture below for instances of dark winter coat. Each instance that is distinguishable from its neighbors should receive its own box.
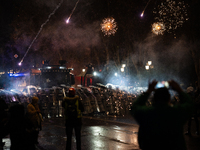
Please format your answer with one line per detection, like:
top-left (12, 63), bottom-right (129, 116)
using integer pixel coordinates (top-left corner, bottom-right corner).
top-left (3, 104), bottom-right (35, 150)
top-left (62, 95), bottom-right (84, 126)
top-left (130, 92), bottom-right (193, 150)
top-left (27, 98), bottom-right (41, 129)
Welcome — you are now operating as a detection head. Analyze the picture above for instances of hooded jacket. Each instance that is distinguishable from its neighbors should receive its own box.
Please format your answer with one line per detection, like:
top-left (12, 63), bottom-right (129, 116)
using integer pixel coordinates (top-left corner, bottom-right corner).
top-left (62, 95), bottom-right (84, 121)
top-left (27, 97), bottom-right (41, 128)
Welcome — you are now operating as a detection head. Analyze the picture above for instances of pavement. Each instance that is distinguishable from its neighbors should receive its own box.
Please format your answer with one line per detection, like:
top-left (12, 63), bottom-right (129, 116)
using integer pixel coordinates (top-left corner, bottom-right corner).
top-left (1, 115), bottom-right (200, 150)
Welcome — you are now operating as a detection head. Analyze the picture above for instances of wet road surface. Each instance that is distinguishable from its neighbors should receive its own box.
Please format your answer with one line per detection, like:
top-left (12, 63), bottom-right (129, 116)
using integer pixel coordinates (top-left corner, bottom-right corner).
top-left (2, 115), bottom-right (200, 150)
top-left (37, 115), bottom-right (139, 150)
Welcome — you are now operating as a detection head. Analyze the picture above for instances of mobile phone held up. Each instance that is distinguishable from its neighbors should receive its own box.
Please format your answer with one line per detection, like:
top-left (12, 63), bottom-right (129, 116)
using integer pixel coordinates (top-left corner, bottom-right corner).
top-left (155, 81), bottom-right (169, 89)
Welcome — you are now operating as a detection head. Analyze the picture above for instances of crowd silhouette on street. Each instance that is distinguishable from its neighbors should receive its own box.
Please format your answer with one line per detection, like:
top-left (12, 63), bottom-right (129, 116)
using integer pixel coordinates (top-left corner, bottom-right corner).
top-left (0, 79), bottom-right (199, 150)
top-left (1, 87), bottom-right (84, 150)
top-left (0, 96), bottom-right (42, 150)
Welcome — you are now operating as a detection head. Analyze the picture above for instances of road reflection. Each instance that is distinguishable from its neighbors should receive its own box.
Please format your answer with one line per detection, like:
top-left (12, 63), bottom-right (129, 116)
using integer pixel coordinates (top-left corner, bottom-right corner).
top-left (88, 125), bottom-right (139, 149)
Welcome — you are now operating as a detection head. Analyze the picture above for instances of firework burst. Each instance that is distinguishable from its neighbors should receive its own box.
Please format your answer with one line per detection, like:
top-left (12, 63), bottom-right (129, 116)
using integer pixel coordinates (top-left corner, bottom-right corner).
top-left (152, 22), bottom-right (166, 35)
top-left (101, 17), bottom-right (118, 36)
top-left (153, 0), bottom-right (189, 33)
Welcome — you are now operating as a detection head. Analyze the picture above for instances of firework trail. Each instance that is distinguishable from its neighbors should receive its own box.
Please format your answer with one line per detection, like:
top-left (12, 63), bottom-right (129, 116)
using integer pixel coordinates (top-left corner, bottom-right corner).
top-left (66, 0), bottom-right (80, 23)
top-left (141, 0), bottom-right (152, 17)
top-left (19, 0), bottom-right (64, 65)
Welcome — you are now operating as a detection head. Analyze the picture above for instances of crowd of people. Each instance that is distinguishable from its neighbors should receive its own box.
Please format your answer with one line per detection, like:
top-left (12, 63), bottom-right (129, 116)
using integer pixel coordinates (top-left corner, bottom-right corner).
top-left (0, 96), bottom-right (43, 150)
top-left (0, 87), bottom-right (84, 150)
top-left (0, 79), bottom-right (200, 150)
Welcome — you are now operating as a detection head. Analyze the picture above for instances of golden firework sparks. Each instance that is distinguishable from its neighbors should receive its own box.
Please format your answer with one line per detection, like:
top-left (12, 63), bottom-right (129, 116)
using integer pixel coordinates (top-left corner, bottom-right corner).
top-left (101, 17), bottom-right (118, 36)
top-left (153, 0), bottom-right (189, 33)
top-left (152, 22), bottom-right (166, 35)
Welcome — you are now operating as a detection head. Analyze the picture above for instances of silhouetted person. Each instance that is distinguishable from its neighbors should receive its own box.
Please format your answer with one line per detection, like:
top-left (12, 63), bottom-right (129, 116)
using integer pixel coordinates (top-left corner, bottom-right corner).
top-left (130, 80), bottom-right (194, 150)
top-left (0, 97), bottom-right (8, 148)
top-left (3, 104), bottom-right (35, 150)
top-left (27, 96), bottom-right (42, 145)
top-left (185, 82), bottom-right (200, 135)
top-left (62, 87), bottom-right (84, 150)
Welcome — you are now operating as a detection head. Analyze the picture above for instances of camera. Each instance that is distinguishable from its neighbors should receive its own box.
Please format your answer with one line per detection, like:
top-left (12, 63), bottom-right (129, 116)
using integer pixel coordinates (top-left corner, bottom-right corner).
top-left (155, 81), bottom-right (169, 89)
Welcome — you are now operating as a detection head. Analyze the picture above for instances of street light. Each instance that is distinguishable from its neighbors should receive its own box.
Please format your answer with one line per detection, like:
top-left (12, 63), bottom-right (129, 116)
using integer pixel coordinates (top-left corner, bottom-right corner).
top-left (121, 67), bottom-right (124, 72)
top-left (81, 69), bottom-right (85, 86)
top-left (148, 61), bottom-right (152, 66)
top-left (115, 73), bottom-right (118, 76)
top-left (93, 71), bottom-right (97, 76)
top-left (145, 65), bottom-right (150, 70)
top-left (145, 61), bottom-right (153, 70)
top-left (122, 64), bottom-right (126, 68)
top-left (145, 61), bottom-right (154, 79)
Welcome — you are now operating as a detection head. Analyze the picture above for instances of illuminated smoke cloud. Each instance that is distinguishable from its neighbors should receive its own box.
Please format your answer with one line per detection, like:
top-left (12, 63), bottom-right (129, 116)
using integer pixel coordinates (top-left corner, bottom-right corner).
top-left (35, 0), bottom-right (58, 8)
top-left (41, 20), bottom-right (101, 50)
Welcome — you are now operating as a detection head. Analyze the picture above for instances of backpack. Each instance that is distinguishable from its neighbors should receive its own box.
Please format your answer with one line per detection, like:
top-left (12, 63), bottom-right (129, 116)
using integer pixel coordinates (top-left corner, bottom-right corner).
top-left (66, 100), bottom-right (78, 119)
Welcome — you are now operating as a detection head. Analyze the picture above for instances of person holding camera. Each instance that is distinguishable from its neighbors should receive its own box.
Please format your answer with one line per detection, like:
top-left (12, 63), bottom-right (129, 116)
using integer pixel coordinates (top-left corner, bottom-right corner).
top-left (130, 80), bottom-right (194, 150)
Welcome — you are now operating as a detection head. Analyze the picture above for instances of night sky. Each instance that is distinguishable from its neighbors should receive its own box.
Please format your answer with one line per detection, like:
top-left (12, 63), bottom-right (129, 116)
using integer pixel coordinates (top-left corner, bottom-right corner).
top-left (1, 0), bottom-right (200, 85)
